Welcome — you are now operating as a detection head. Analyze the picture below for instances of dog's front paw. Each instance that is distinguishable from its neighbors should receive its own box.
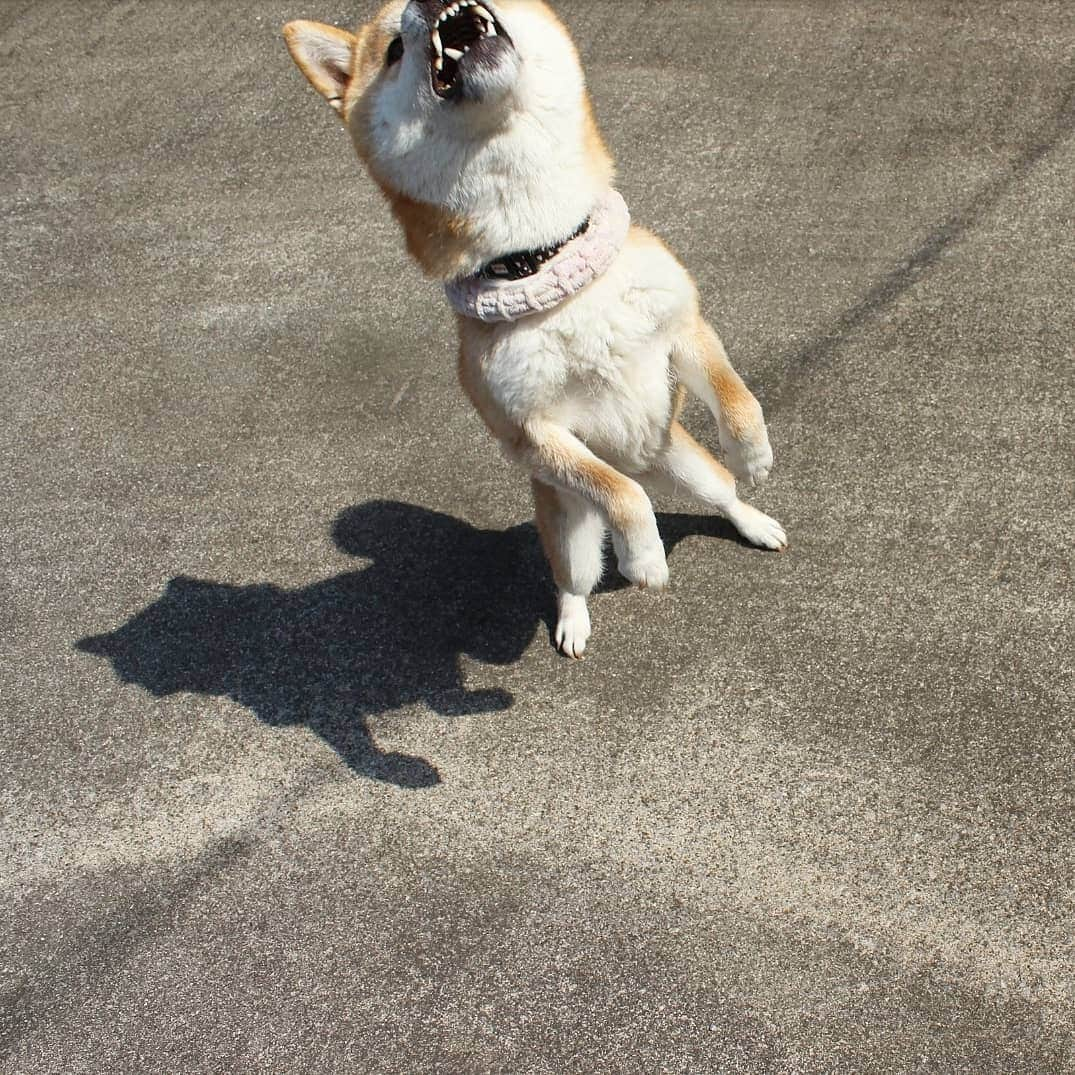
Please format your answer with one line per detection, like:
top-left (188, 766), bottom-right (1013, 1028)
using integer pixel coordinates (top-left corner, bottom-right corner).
top-left (722, 429), bottom-right (774, 488)
top-left (614, 535), bottom-right (669, 590)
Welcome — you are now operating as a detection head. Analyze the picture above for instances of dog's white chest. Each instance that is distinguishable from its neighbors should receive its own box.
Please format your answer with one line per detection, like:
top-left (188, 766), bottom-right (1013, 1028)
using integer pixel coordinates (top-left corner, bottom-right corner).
top-left (479, 232), bottom-right (693, 469)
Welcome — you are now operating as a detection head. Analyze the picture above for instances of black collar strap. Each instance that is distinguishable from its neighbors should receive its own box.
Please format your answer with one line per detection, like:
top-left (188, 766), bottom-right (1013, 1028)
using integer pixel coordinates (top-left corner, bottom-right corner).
top-left (477, 218), bottom-right (592, 282)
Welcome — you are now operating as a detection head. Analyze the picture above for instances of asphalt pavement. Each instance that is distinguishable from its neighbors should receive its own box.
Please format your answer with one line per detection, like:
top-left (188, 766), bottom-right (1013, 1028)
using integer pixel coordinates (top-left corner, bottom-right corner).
top-left (2, 1), bottom-right (1073, 1071)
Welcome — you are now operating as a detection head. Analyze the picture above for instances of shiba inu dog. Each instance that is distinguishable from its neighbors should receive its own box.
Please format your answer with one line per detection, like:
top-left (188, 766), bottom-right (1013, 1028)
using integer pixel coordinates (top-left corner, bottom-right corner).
top-left (284, 0), bottom-right (786, 658)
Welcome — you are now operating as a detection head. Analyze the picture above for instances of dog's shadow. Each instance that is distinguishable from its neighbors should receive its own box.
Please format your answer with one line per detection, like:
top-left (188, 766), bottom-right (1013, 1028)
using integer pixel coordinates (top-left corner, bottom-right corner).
top-left (76, 500), bottom-right (744, 789)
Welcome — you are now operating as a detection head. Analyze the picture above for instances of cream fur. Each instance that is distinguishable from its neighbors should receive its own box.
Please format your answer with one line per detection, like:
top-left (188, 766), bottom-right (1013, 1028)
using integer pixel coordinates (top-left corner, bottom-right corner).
top-left (284, 0), bottom-right (786, 657)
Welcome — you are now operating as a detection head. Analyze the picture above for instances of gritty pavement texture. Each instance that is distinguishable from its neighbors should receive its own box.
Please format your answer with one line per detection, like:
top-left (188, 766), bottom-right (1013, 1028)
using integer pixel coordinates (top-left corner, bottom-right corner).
top-left (2, 1), bottom-right (1073, 1072)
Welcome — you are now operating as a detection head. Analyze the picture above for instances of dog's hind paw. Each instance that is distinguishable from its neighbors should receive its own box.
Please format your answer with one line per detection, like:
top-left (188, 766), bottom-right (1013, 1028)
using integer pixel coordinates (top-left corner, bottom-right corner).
top-left (728, 502), bottom-right (787, 550)
top-left (555, 593), bottom-right (591, 659)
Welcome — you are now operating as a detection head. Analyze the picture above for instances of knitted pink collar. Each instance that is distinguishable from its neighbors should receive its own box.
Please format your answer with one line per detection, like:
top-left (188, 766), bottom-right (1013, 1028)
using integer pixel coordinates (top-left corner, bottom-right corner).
top-left (444, 190), bottom-right (631, 323)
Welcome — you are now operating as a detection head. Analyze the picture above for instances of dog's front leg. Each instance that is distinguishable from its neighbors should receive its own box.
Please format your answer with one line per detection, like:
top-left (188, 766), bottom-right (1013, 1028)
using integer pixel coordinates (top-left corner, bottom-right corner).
top-left (672, 315), bottom-right (774, 488)
top-left (524, 420), bottom-right (668, 591)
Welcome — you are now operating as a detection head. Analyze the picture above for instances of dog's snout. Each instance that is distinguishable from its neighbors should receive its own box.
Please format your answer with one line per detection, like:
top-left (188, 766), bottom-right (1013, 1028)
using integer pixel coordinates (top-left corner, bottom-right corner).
top-left (411, 0), bottom-right (448, 19)
top-left (403, 0), bottom-right (446, 34)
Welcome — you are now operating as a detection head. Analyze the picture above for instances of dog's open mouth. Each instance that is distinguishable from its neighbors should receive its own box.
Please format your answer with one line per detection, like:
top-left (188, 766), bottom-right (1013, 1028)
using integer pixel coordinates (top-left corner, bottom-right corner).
top-left (430, 1), bottom-right (507, 99)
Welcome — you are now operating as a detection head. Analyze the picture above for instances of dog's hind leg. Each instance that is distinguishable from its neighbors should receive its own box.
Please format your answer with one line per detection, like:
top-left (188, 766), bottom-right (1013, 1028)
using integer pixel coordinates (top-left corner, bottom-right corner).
top-left (671, 315), bottom-right (774, 488)
top-left (532, 479), bottom-right (607, 658)
top-left (640, 423), bottom-right (787, 551)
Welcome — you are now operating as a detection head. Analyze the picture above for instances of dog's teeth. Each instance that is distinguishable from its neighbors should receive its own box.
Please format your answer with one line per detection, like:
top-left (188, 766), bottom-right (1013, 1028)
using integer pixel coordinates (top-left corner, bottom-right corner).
top-left (434, 56), bottom-right (444, 71)
top-left (431, 31), bottom-right (442, 55)
top-left (444, 46), bottom-right (464, 60)
top-left (473, 4), bottom-right (492, 18)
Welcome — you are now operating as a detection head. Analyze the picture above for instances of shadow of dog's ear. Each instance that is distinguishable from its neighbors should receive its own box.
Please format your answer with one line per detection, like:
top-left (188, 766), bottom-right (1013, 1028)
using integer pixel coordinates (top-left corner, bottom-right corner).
top-left (74, 630), bottom-right (109, 656)
top-left (74, 576), bottom-right (208, 655)
top-left (283, 20), bottom-right (358, 115)
top-left (332, 501), bottom-right (470, 560)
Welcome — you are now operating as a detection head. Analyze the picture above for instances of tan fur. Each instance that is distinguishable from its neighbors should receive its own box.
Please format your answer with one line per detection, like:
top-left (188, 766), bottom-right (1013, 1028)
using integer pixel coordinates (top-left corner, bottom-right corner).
top-left (693, 318), bottom-right (767, 443)
top-left (526, 424), bottom-right (654, 538)
top-left (344, 9), bottom-right (403, 124)
top-left (381, 191), bottom-right (478, 279)
top-left (353, 18), bottom-right (392, 84)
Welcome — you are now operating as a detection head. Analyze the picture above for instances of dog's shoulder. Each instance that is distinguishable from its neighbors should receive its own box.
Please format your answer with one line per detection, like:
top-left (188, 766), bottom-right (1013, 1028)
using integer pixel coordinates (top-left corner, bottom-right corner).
top-left (564, 223), bottom-right (699, 334)
top-left (618, 225), bottom-right (697, 299)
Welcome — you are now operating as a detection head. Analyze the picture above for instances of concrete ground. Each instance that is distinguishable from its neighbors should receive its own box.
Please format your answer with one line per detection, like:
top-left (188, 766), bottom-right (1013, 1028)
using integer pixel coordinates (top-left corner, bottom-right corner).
top-left (2, 1), bottom-right (1073, 1071)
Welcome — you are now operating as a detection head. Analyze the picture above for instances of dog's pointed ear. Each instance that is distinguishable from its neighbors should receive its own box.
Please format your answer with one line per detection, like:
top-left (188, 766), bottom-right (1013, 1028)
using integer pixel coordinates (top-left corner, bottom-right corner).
top-left (283, 21), bottom-right (357, 114)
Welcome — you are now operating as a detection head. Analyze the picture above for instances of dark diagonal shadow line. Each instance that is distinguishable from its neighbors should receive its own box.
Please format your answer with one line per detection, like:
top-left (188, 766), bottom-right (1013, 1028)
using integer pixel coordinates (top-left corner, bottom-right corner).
top-left (0, 775), bottom-right (322, 1057)
top-left (767, 76), bottom-right (1075, 414)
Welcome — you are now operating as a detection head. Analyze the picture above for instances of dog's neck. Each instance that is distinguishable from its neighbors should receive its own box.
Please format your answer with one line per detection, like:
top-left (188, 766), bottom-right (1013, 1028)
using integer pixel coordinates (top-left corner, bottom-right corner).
top-left (368, 97), bottom-right (614, 281)
top-left (453, 151), bottom-right (609, 270)
top-left (444, 189), bottom-right (631, 323)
